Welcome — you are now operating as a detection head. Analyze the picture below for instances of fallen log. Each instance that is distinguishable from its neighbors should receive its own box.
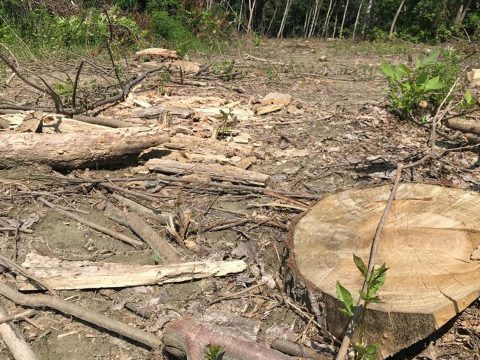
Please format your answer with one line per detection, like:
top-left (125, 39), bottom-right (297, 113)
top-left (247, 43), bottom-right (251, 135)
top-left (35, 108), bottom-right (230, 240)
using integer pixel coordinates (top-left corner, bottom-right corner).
top-left (163, 318), bottom-right (293, 360)
top-left (0, 127), bottom-right (168, 169)
top-left (153, 133), bottom-right (253, 158)
top-left (0, 304), bottom-right (38, 360)
top-left (145, 159), bottom-right (269, 186)
top-left (18, 253), bottom-right (247, 290)
top-left (444, 118), bottom-right (480, 136)
top-left (285, 183), bottom-right (480, 358)
top-left (104, 203), bottom-right (180, 263)
top-left (71, 115), bottom-right (135, 128)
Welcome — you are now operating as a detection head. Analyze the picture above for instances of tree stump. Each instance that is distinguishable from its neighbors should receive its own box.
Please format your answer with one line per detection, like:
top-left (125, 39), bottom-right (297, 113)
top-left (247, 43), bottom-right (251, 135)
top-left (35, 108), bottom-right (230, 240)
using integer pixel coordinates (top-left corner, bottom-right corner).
top-left (285, 183), bottom-right (480, 358)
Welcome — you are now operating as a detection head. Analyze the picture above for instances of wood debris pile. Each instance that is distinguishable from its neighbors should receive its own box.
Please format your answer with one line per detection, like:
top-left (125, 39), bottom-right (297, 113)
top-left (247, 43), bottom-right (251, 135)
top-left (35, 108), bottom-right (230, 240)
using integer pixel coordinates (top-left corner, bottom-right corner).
top-left (0, 48), bottom-right (332, 360)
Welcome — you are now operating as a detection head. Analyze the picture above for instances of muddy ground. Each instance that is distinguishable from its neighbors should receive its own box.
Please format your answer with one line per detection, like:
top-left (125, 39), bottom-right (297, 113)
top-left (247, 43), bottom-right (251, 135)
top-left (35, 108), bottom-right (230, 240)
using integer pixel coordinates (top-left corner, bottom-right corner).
top-left (0, 38), bottom-right (479, 359)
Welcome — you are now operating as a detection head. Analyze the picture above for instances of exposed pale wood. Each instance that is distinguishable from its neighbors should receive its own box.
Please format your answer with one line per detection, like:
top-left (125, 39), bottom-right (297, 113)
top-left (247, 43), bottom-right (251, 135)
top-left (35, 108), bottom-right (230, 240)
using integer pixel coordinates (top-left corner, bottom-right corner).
top-left (163, 318), bottom-right (293, 360)
top-left (158, 133), bottom-right (253, 158)
top-left (288, 183), bottom-right (480, 358)
top-left (104, 203), bottom-right (180, 263)
top-left (0, 303), bottom-right (38, 360)
top-left (0, 127), bottom-right (168, 169)
top-left (112, 193), bottom-right (172, 225)
top-left (145, 159), bottom-right (269, 186)
top-left (15, 111), bottom-right (42, 133)
top-left (135, 48), bottom-right (178, 59)
top-left (445, 118), bottom-right (480, 136)
top-left (72, 115), bottom-right (135, 128)
top-left (18, 253), bottom-right (247, 290)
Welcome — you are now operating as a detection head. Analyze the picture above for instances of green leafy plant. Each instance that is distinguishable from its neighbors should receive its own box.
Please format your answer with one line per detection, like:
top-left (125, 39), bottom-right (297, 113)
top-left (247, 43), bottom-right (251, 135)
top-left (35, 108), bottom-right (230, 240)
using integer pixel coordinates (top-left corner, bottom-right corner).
top-left (213, 60), bottom-right (238, 81)
top-left (218, 108), bottom-right (236, 138)
top-left (204, 344), bottom-right (224, 360)
top-left (253, 33), bottom-right (261, 47)
top-left (336, 254), bottom-right (388, 360)
top-left (380, 48), bottom-right (460, 119)
top-left (265, 66), bottom-right (278, 83)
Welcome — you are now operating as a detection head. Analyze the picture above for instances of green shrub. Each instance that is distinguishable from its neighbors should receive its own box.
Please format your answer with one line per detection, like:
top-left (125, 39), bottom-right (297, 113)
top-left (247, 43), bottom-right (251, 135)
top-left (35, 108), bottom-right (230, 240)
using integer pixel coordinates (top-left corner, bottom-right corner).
top-left (380, 48), bottom-right (460, 119)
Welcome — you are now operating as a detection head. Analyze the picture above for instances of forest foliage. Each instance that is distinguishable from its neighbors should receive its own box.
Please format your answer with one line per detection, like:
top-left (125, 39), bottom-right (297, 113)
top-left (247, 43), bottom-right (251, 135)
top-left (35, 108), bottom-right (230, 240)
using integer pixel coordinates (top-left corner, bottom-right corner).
top-left (0, 0), bottom-right (478, 55)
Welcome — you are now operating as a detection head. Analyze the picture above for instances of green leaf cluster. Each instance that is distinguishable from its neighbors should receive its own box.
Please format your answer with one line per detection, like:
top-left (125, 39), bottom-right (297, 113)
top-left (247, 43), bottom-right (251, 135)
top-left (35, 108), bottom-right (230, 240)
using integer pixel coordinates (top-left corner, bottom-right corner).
top-left (336, 254), bottom-right (388, 360)
top-left (380, 49), bottom-right (460, 119)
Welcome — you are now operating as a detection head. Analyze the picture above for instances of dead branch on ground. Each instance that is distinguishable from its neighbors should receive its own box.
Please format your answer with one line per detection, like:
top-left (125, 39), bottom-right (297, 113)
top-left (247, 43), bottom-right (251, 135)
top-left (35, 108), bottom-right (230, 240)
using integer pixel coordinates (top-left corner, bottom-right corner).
top-left (0, 282), bottom-right (162, 348)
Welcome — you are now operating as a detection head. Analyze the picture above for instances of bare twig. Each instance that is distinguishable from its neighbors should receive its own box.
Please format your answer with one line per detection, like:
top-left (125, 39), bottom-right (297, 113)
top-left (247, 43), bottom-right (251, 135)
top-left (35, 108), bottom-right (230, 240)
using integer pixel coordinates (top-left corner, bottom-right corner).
top-left (37, 197), bottom-right (143, 248)
top-left (72, 60), bottom-right (85, 110)
top-left (0, 254), bottom-right (57, 296)
top-left (0, 283), bottom-right (162, 349)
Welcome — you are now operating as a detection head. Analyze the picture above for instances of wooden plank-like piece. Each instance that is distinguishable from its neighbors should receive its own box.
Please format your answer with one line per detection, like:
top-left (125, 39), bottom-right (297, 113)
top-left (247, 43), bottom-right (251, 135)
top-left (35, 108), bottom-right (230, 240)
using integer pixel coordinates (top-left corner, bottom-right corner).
top-left (160, 133), bottom-right (253, 158)
top-left (145, 158), bottom-right (269, 186)
top-left (19, 253), bottom-right (247, 290)
top-left (0, 127), bottom-right (168, 169)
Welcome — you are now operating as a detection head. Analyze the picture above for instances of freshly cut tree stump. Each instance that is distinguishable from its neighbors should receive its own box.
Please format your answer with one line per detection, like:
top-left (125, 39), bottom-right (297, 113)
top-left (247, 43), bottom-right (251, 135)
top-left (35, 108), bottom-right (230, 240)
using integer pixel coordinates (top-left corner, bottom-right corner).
top-left (286, 183), bottom-right (480, 358)
top-left (0, 127), bottom-right (168, 169)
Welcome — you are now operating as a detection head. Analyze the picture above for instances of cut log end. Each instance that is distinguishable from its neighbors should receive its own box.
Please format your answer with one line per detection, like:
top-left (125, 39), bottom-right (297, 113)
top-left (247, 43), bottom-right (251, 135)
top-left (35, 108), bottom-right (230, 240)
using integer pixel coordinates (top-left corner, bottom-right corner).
top-left (285, 183), bottom-right (480, 358)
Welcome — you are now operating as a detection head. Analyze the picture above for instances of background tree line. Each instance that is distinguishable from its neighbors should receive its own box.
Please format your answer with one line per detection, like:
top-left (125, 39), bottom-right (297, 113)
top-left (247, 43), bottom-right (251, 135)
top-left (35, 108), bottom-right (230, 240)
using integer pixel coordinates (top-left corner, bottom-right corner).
top-left (0, 0), bottom-right (479, 56)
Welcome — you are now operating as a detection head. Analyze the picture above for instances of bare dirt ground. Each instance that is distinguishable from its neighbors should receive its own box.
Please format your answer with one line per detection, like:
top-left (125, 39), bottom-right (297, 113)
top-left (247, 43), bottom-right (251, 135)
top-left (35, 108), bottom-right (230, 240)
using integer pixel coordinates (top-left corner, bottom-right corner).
top-left (0, 38), bottom-right (479, 359)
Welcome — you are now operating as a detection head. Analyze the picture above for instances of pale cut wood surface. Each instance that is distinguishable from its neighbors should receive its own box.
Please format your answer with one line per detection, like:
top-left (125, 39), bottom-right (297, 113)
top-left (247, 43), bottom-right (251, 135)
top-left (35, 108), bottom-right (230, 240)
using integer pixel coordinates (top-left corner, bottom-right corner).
top-left (0, 304), bottom-right (38, 360)
top-left (0, 127), bottom-right (168, 169)
top-left (19, 254), bottom-right (247, 290)
top-left (291, 183), bottom-right (480, 357)
top-left (145, 158), bottom-right (269, 185)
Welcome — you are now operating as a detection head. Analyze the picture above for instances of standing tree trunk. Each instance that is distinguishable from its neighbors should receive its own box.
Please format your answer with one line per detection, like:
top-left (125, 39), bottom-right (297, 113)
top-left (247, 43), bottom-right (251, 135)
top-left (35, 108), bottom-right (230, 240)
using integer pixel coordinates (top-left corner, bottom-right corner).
top-left (237, 0), bottom-right (244, 32)
top-left (304, 7), bottom-right (312, 36)
top-left (361, 0), bottom-right (374, 35)
top-left (308, 0), bottom-right (322, 37)
top-left (339, 0), bottom-right (350, 38)
top-left (277, 0), bottom-right (293, 38)
top-left (389, 0), bottom-right (406, 36)
top-left (332, 14), bottom-right (339, 38)
top-left (247, 0), bottom-right (257, 32)
top-left (352, 0), bottom-right (363, 39)
top-left (456, 0), bottom-right (472, 25)
top-left (266, 2), bottom-right (279, 35)
top-left (322, 0), bottom-right (334, 37)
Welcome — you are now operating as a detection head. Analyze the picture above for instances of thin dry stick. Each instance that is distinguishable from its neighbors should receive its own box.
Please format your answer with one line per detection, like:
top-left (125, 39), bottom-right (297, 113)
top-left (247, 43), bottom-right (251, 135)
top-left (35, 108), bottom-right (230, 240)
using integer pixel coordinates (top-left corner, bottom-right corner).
top-left (37, 197), bottom-right (143, 248)
top-left (0, 254), bottom-right (57, 296)
top-left (0, 309), bottom-right (35, 326)
top-left (0, 283), bottom-right (162, 348)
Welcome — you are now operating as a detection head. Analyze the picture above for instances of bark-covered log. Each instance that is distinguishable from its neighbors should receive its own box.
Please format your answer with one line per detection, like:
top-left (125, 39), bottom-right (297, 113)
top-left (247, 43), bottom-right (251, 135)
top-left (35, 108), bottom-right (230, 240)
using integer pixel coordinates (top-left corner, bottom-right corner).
top-left (444, 118), bottom-right (480, 136)
top-left (163, 318), bottom-right (293, 360)
top-left (145, 158), bottom-right (269, 186)
top-left (0, 127), bottom-right (168, 169)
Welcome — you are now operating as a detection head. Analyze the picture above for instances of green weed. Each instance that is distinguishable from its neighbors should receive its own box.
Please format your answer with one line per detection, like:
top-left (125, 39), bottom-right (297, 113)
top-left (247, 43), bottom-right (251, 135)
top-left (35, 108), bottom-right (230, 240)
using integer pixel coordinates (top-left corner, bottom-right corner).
top-left (380, 48), bottom-right (460, 119)
top-left (336, 254), bottom-right (388, 360)
top-left (204, 344), bottom-right (224, 360)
